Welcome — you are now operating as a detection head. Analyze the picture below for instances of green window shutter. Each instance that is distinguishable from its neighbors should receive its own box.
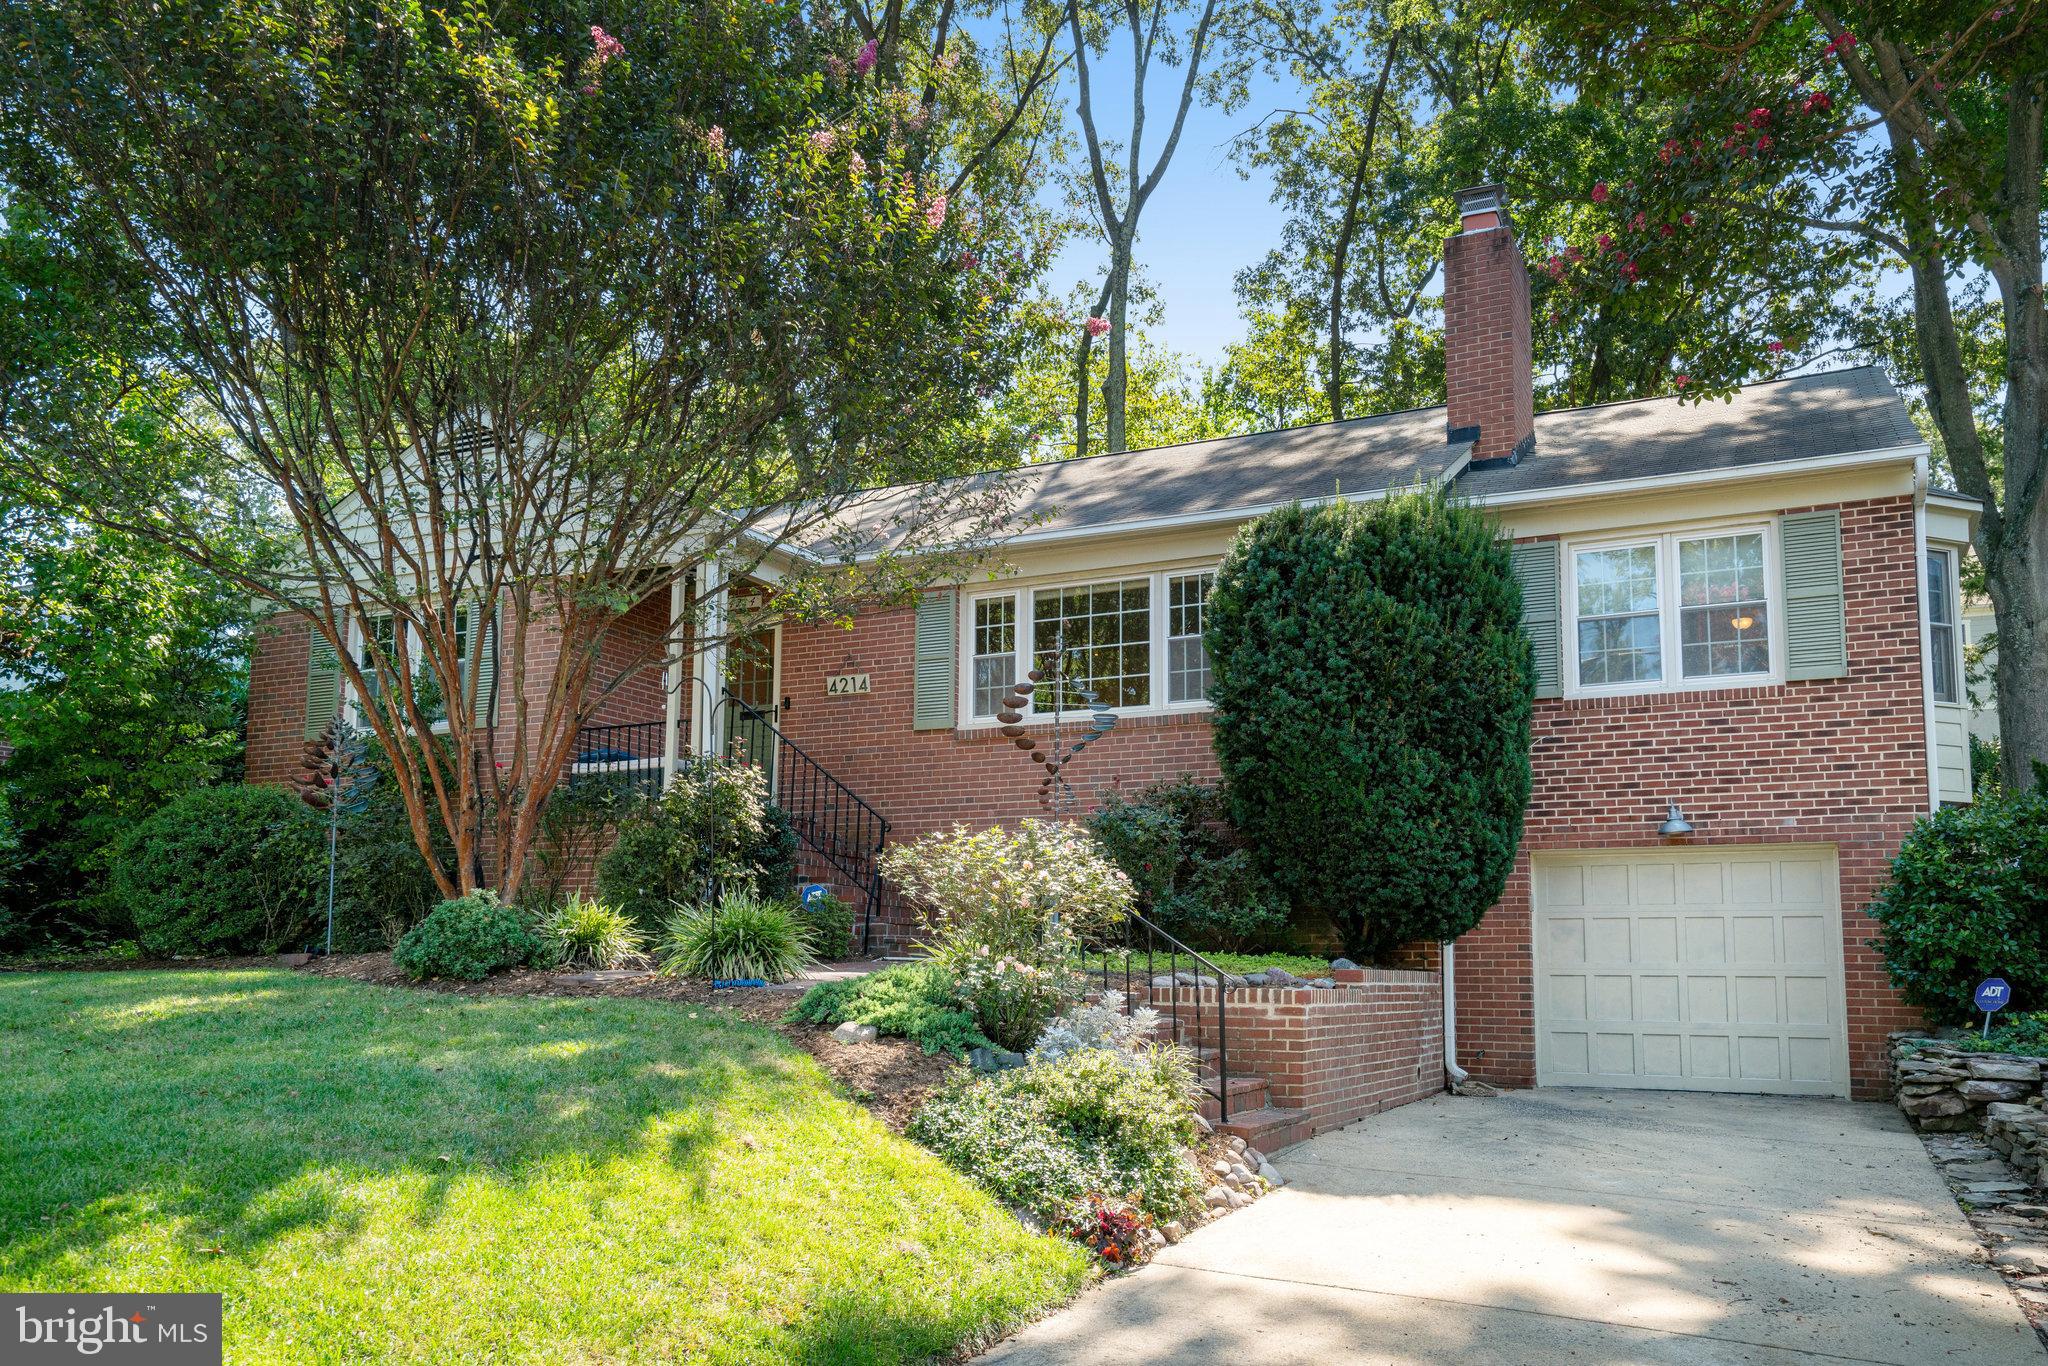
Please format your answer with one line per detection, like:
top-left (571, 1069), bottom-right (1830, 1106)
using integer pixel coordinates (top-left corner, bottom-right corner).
top-left (468, 600), bottom-right (500, 727)
top-left (304, 632), bottom-right (342, 738)
top-left (912, 590), bottom-right (957, 731)
top-left (1780, 510), bottom-right (1846, 680)
top-left (1510, 541), bottom-right (1562, 699)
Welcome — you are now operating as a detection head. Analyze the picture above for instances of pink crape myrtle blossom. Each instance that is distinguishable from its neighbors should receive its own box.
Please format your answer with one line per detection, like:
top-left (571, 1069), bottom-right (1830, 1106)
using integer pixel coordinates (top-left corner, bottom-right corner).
top-left (590, 25), bottom-right (624, 62)
top-left (923, 194), bottom-right (948, 230)
top-left (1590, 181), bottom-right (1610, 203)
top-left (809, 128), bottom-right (836, 153)
top-left (706, 125), bottom-right (726, 155)
top-left (1084, 316), bottom-right (1111, 339)
top-left (849, 151), bottom-right (866, 175)
top-left (855, 39), bottom-right (878, 74)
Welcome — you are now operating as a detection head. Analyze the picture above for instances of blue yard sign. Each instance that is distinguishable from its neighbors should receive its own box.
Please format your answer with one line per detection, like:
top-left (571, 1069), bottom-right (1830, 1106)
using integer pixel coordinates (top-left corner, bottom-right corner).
top-left (798, 883), bottom-right (831, 907)
top-left (1977, 977), bottom-right (2012, 1038)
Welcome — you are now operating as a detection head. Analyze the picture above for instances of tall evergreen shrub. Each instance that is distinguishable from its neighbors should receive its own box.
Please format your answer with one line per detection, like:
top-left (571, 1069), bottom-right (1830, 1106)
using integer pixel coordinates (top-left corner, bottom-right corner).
top-left (1206, 490), bottom-right (1534, 959)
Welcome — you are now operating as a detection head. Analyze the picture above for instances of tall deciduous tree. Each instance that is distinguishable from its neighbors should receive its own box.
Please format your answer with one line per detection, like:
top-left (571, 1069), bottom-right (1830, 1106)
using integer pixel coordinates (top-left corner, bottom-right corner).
top-left (1221, 1), bottom-right (1855, 416)
top-left (1065, 0), bottom-right (1224, 455)
top-left (0, 0), bottom-right (1044, 898)
top-left (1514, 0), bottom-right (2047, 790)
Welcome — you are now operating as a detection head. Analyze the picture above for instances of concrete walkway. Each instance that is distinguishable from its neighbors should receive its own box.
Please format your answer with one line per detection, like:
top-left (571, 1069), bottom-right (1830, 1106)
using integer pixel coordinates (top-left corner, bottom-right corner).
top-left (983, 1089), bottom-right (2045, 1365)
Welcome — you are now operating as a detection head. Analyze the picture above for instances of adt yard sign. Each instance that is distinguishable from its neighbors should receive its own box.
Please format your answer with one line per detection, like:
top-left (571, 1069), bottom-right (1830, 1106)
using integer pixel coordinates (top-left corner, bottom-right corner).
top-left (1977, 977), bottom-right (2012, 1038)
top-left (799, 883), bottom-right (831, 907)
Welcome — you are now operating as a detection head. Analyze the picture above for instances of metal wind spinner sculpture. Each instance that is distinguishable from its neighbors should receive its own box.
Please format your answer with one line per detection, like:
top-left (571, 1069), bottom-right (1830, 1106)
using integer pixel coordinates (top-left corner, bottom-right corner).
top-left (297, 713), bottom-right (379, 955)
top-left (993, 627), bottom-right (1119, 818)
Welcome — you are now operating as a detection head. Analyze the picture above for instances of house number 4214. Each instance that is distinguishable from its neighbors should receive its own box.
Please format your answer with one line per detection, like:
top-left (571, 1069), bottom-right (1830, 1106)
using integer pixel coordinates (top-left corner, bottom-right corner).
top-left (825, 673), bottom-right (872, 697)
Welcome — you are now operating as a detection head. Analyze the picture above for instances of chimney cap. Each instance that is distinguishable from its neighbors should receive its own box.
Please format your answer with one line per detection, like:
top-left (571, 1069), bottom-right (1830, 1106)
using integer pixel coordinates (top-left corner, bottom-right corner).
top-left (1455, 183), bottom-right (1511, 233)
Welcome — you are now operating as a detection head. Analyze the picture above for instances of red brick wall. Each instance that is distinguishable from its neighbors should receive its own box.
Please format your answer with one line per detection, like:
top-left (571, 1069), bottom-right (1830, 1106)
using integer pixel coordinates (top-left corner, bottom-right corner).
top-left (775, 602), bottom-right (1221, 947)
top-left (1157, 970), bottom-right (1445, 1142)
top-left (1455, 494), bottom-right (1930, 1100)
top-left (246, 614), bottom-right (315, 785)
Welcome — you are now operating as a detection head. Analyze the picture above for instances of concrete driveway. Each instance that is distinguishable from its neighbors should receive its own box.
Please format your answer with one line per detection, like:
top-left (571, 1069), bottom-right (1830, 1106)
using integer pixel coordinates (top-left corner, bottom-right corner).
top-left (983, 1089), bottom-right (2044, 1365)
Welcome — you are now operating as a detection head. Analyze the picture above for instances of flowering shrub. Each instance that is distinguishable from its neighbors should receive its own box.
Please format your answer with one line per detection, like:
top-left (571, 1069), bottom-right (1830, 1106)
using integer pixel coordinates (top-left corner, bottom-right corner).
top-left (956, 950), bottom-right (1082, 1052)
top-left (882, 820), bottom-right (1130, 1046)
top-left (907, 1045), bottom-right (1202, 1225)
top-left (881, 819), bottom-right (1132, 960)
top-left (1030, 991), bottom-right (1162, 1064)
top-left (1055, 1192), bottom-right (1157, 1266)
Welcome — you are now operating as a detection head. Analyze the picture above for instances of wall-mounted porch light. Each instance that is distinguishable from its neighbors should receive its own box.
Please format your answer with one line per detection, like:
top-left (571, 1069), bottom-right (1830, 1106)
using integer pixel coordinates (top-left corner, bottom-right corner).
top-left (1659, 801), bottom-right (1695, 837)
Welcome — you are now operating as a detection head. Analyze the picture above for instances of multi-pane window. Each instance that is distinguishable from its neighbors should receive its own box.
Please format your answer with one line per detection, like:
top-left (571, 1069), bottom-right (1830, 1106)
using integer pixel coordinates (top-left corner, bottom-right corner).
top-left (1167, 571), bottom-right (1213, 703)
top-left (1928, 549), bottom-right (1959, 704)
top-left (965, 568), bottom-right (1214, 722)
top-left (356, 608), bottom-right (472, 722)
top-left (1678, 533), bottom-right (1769, 678)
top-left (1570, 526), bottom-right (1777, 694)
top-left (971, 596), bottom-right (1018, 718)
top-left (1575, 545), bottom-right (1662, 685)
top-left (1033, 578), bottom-right (1152, 710)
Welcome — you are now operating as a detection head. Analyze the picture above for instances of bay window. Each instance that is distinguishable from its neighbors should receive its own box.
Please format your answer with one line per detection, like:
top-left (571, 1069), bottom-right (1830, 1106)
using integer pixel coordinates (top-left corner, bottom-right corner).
top-left (1568, 526), bottom-right (1777, 694)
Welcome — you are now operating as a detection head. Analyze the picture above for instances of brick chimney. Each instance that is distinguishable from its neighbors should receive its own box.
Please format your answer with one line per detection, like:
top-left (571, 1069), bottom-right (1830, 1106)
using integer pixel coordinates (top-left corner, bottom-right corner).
top-left (1443, 184), bottom-right (1535, 465)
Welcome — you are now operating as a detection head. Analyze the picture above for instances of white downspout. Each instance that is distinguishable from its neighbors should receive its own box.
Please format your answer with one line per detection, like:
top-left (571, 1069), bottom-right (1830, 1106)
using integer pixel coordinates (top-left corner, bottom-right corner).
top-left (1441, 940), bottom-right (1469, 1085)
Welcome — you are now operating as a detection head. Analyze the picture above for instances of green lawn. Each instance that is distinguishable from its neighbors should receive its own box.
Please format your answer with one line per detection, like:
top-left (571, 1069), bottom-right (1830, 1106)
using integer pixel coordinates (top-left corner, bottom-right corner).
top-left (1082, 950), bottom-right (1338, 982)
top-left (0, 970), bottom-right (1089, 1364)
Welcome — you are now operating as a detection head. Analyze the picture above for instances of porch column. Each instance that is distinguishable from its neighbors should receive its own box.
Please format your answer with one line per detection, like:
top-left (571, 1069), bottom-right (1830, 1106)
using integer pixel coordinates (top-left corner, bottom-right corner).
top-left (660, 571), bottom-right (685, 787)
top-left (688, 558), bottom-right (727, 759)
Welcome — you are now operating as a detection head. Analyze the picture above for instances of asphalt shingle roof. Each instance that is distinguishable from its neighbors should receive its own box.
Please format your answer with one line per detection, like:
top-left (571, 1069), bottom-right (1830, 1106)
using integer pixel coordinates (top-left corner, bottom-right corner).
top-left (813, 365), bottom-right (1920, 554)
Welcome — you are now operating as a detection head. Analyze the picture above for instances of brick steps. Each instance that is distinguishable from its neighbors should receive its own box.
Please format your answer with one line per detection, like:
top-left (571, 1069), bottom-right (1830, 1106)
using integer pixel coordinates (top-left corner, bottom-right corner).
top-left (1197, 1072), bottom-right (1271, 1121)
top-left (1217, 1103), bottom-right (1315, 1152)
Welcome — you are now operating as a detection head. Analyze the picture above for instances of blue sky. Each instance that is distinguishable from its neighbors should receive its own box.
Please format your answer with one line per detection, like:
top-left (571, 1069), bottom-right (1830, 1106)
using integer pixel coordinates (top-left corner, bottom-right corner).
top-left (1035, 50), bottom-right (1296, 370)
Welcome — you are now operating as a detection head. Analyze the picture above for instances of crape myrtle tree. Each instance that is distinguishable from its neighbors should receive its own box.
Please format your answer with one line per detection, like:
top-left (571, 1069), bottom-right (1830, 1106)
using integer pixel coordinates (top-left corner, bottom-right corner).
top-left (0, 0), bottom-right (1049, 899)
top-left (1205, 490), bottom-right (1535, 961)
top-left (1510, 0), bottom-right (2048, 791)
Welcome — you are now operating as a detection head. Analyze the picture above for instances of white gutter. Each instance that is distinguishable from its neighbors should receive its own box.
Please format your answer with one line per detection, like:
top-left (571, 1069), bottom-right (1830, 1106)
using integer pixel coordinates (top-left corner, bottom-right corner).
top-left (1469, 441), bottom-right (1929, 510)
top-left (1913, 453), bottom-right (1942, 813)
top-left (1441, 940), bottom-right (1469, 1086)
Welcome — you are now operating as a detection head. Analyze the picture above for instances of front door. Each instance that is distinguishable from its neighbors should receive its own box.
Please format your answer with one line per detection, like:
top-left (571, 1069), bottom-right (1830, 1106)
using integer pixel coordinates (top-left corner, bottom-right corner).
top-left (724, 590), bottom-right (779, 790)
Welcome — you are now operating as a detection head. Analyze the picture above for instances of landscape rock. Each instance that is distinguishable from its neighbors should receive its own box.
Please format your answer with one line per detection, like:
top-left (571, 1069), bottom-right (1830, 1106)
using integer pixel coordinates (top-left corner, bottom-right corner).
top-left (1151, 975), bottom-right (1178, 989)
top-left (1229, 1163), bottom-right (1254, 1184)
top-left (1162, 1220), bottom-right (1186, 1243)
top-left (1225, 1189), bottom-right (1251, 1209)
top-left (1329, 958), bottom-right (1358, 971)
top-left (1902, 1092), bottom-right (1969, 1118)
top-left (1257, 1157), bottom-right (1287, 1188)
top-left (1204, 1185), bottom-right (1230, 1210)
top-left (1210, 1159), bottom-right (1233, 1178)
top-left (1310, 978), bottom-right (1336, 990)
top-left (1263, 968), bottom-right (1306, 986)
top-left (1995, 1246), bottom-right (2048, 1274)
top-left (1143, 1228), bottom-right (1167, 1250)
top-left (1973, 1058), bottom-right (2044, 1082)
top-left (831, 1021), bottom-right (879, 1046)
top-left (1962, 1079), bottom-right (2033, 1103)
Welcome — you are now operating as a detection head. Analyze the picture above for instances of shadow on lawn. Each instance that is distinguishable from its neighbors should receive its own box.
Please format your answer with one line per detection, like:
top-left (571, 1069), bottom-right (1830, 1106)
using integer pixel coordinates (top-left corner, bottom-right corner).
top-left (0, 970), bottom-right (781, 1280)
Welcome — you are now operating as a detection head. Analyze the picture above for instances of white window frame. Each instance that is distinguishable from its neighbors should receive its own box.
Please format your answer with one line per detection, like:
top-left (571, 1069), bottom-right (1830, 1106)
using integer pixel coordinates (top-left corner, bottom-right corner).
top-left (1926, 546), bottom-right (1962, 706)
top-left (1564, 520), bottom-right (1784, 699)
top-left (959, 564), bottom-right (1219, 727)
top-left (348, 606), bottom-right (471, 732)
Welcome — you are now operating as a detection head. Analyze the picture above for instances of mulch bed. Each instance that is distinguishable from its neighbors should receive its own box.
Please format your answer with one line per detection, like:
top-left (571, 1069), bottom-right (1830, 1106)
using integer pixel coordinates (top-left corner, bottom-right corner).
top-left (301, 952), bottom-right (960, 1130)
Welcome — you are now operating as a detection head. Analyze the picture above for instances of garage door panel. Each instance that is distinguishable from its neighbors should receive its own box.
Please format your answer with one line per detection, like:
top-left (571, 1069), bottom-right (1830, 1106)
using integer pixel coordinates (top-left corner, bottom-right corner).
top-left (1683, 917), bottom-right (1727, 964)
top-left (1547, 974), bottom-right (1588, 1021)
top-left (1637, 916), bottom-right (1679, 962)
top-left (1535, 847), bottom-right (1845, 1098)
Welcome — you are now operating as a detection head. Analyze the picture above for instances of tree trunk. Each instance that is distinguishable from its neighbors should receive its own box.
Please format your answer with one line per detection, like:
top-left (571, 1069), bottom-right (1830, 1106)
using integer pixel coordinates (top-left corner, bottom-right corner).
top-left (1105, 254), bottom-right (1129, 452)
top-left (1987, 523), bottom-right (2048, 790)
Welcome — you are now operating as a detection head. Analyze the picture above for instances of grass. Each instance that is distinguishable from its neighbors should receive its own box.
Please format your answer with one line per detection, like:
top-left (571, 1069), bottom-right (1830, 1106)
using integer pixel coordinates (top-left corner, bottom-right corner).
top-left (1082, 949), bottom-right (1339, 982)
top-left (0, 970), bottom-right (1090, 1364)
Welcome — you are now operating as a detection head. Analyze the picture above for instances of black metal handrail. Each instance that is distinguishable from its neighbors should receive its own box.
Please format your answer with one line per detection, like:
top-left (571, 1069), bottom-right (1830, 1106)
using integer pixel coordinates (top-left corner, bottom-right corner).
top-left (718, 690), bottom-right (893, 954)
top-left (1079, 909), bottom-right (1233, 1124)
top-left (566, 719), bottom-right (676, 797)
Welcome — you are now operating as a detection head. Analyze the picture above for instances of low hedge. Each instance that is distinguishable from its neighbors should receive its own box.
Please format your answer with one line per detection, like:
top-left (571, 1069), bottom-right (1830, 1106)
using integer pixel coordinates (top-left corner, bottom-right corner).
top-left (110, 785), bottom-right (328, 956)
top-left (393, 892), bottom-right (544, 981)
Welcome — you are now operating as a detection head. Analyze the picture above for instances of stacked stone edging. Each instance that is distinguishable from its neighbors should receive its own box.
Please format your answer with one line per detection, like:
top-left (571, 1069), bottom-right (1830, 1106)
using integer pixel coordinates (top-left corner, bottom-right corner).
top-left (1891, 1032), bottom-right (2045, 1133)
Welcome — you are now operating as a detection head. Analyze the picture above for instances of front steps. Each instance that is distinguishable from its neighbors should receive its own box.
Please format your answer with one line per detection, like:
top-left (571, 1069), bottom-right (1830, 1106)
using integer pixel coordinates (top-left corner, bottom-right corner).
top-left (1131, 984), bottom-right (1313, 1152)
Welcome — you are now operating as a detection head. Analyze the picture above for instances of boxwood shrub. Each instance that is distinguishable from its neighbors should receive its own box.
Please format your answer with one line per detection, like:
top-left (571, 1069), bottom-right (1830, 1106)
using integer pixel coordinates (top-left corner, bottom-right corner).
top-left (1869, 787), bottom-right (2048, 1023)
top-left (392, 891), bottom-right (544, 981)
top-left (110, 785), bottom-right (328, 956)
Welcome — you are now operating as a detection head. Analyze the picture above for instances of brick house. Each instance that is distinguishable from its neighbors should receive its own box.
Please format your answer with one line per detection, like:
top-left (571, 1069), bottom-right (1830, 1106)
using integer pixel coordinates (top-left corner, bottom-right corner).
top-left (247, 185), bottom-right (1979, 1103)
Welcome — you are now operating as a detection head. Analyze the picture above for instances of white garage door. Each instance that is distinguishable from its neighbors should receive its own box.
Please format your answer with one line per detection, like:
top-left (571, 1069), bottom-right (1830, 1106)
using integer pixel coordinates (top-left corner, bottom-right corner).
top-left (1534, 847), bottom-right (1847, 1097)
